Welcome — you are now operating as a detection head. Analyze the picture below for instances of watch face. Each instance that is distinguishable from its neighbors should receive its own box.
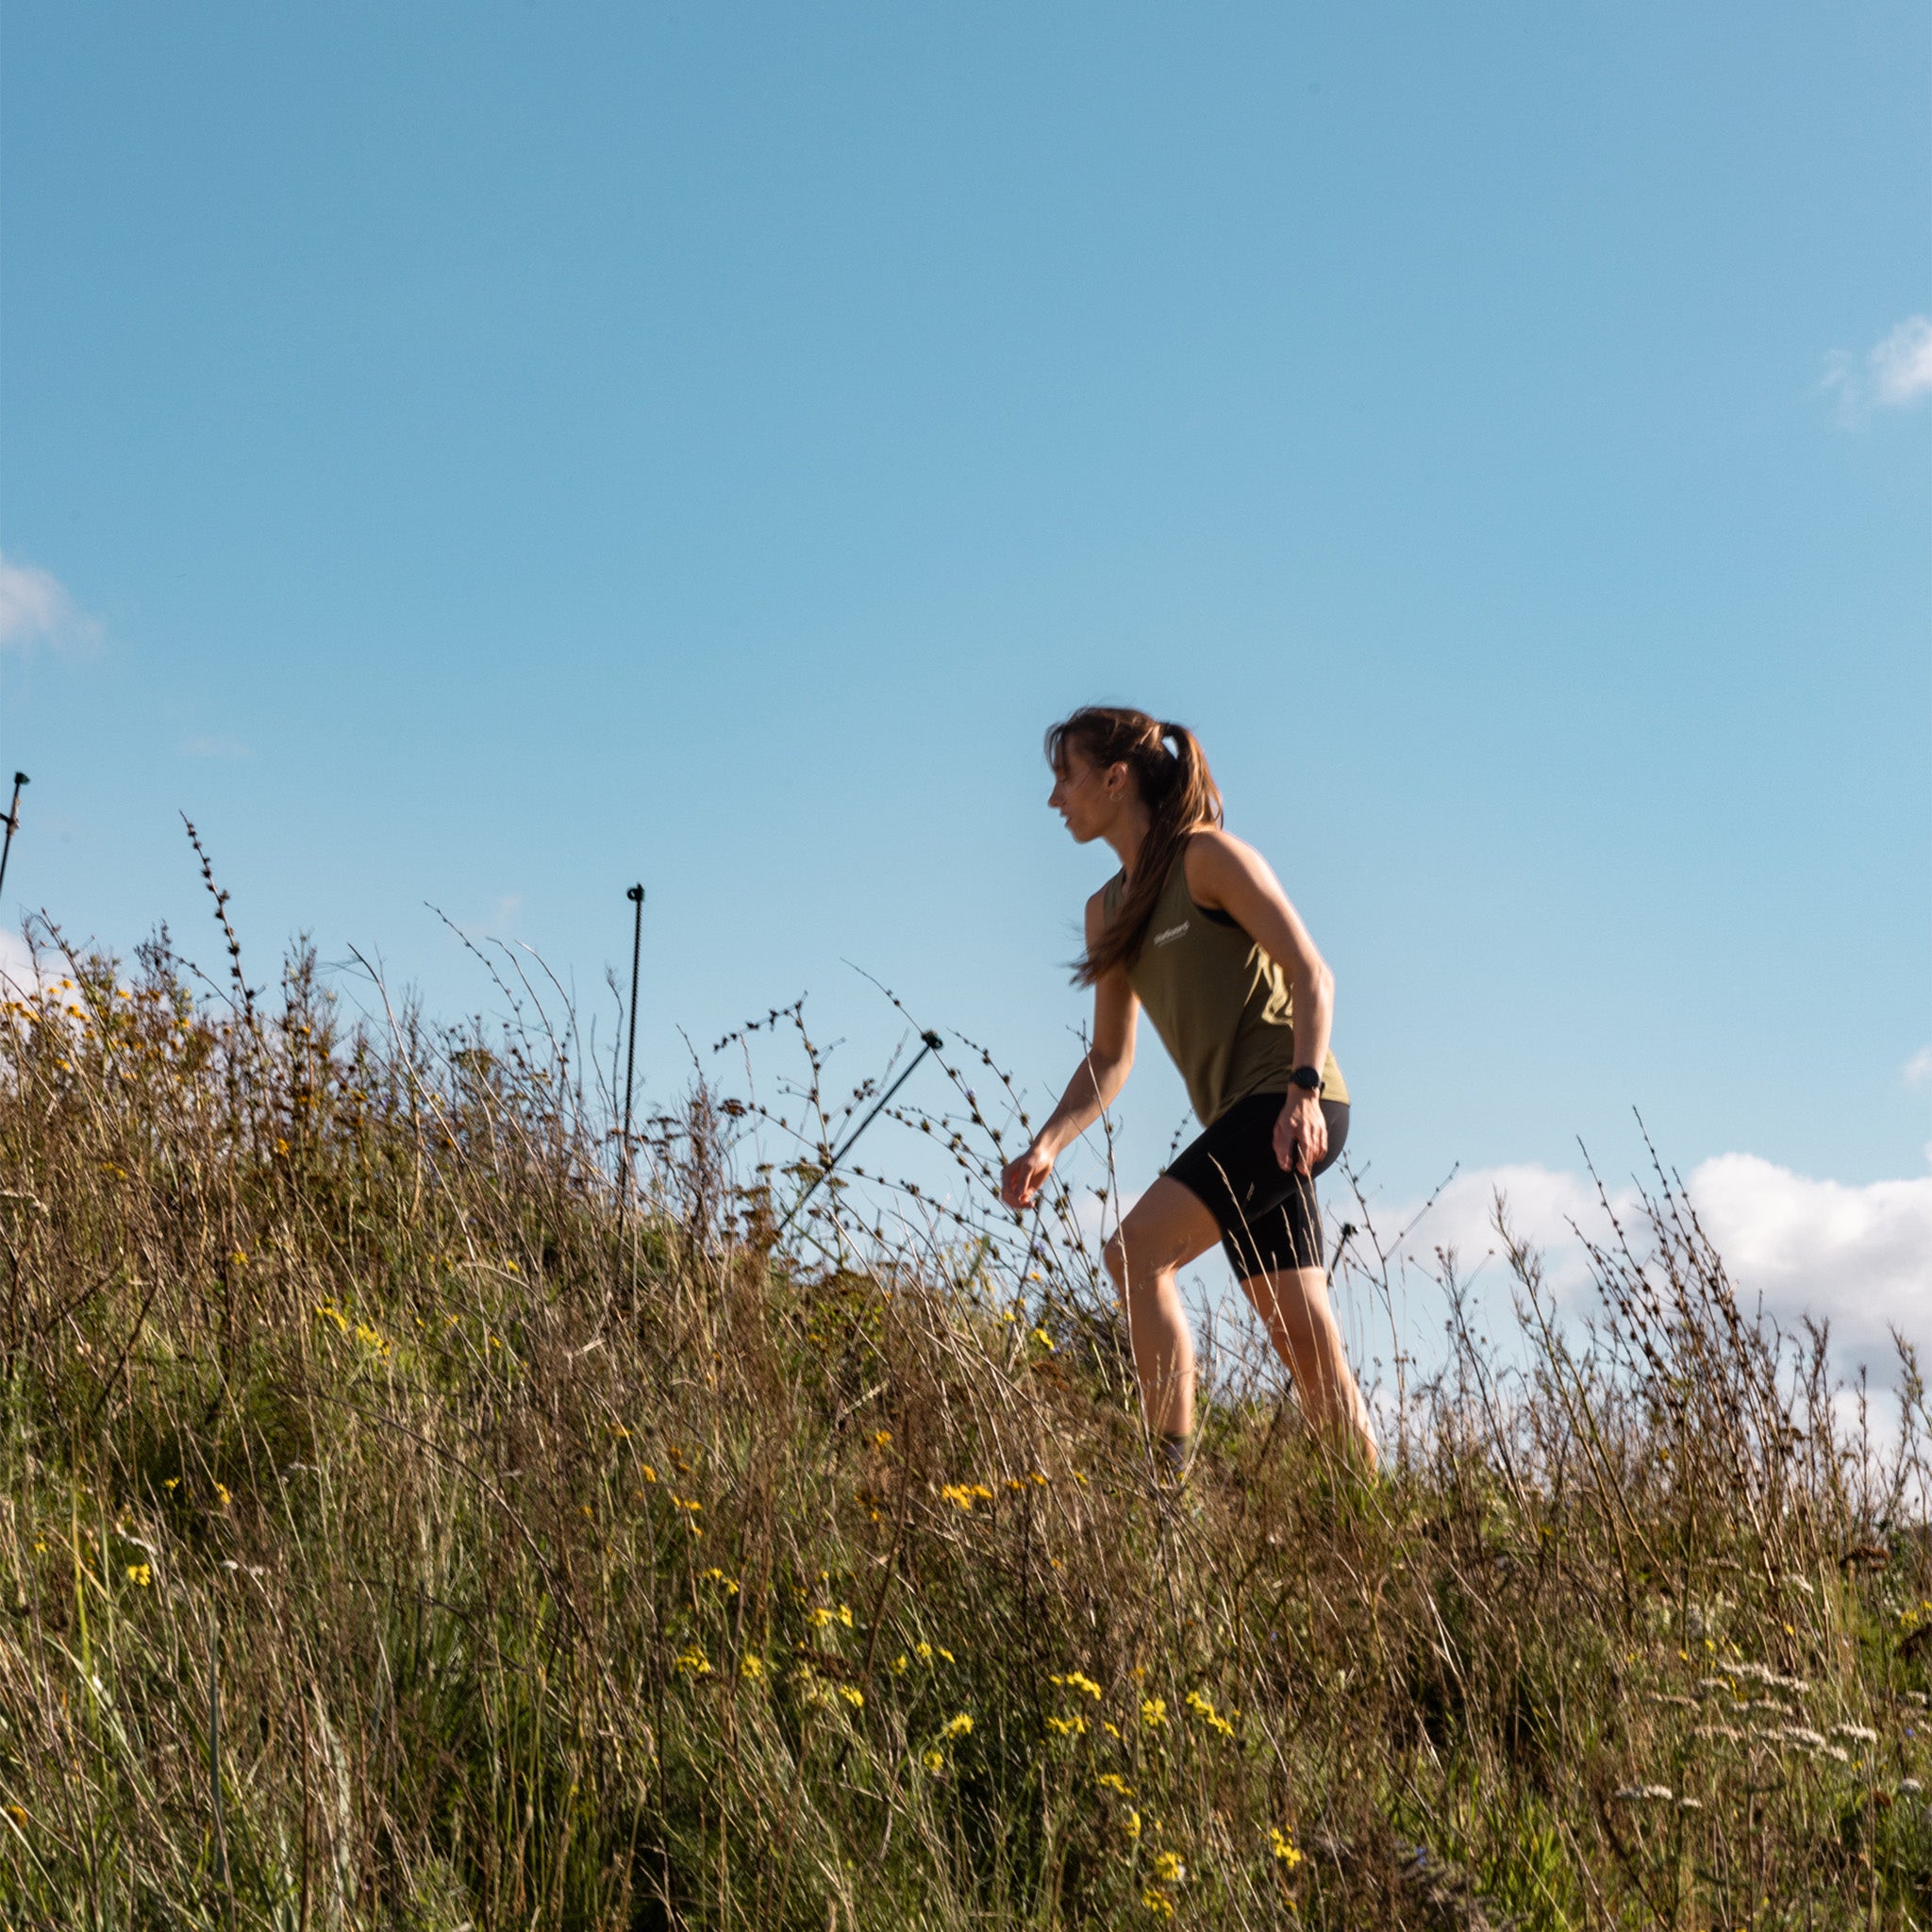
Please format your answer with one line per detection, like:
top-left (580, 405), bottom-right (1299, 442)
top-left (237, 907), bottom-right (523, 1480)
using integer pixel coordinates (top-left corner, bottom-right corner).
top-left (1292, 1067), bottom-right (1321, 1091)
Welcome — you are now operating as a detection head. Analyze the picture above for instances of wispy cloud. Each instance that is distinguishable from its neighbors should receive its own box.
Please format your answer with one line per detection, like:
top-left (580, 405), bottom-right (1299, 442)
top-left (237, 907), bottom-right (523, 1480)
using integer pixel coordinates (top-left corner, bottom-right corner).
top-left (1870, 317), bottom-right (1932, 407)
top-left (1383, 1153), bottom-right (1932, 1368)
top-left (1824, 315), bottom-right (1932, 422)
top-left (454, 895), bottom-right (523, 942)
top-left (0, 552), bottom-right (100, 653)
top-left (1905, 1046), bottom-right (1932, 1089)
top-left (181, 734), bottom-right (255, 761)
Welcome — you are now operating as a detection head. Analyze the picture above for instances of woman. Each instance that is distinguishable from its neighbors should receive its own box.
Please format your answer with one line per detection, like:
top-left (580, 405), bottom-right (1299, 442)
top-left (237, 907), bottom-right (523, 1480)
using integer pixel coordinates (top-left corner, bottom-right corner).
top-left (1000, 707), bottom-right (1375, 1473)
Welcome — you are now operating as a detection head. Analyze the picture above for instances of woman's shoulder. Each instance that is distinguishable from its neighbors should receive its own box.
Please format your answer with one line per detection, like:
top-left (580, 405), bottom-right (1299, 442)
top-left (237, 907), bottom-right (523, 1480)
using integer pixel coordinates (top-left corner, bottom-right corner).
top-left (1179, 825), bottom-right (1257, 892)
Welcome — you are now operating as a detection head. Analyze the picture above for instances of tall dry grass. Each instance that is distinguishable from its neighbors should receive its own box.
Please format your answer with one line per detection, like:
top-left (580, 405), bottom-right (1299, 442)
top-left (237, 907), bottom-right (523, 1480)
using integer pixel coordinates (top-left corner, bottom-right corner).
top-left (2, 905), bottom-right (1930, 1930)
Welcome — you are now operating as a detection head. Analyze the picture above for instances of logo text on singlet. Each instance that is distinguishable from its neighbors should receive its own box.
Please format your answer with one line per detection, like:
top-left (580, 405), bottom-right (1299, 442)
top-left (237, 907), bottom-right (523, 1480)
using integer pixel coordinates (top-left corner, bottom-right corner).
top-left (1153, 921), bottom-right (1190, 947)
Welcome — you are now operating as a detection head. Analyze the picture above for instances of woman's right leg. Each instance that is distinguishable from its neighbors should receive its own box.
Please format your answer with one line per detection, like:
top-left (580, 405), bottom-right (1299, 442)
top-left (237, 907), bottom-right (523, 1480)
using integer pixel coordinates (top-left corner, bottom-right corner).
top-left (1102, 1177), bottom-right (1222, 1445)
top-left (1241, 1265), bottom-right (1377, 1470)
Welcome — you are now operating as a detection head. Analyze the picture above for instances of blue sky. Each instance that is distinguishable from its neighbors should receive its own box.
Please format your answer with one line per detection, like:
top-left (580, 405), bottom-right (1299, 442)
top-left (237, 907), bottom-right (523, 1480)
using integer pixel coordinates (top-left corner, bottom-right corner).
top-left (3, 3), bottom-right (1927, 1324)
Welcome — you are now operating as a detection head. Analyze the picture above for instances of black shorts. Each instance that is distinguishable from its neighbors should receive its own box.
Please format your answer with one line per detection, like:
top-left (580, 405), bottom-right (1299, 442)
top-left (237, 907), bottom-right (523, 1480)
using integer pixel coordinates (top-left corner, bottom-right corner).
top-left (1164, 1092), bottom-right (1349, 1280)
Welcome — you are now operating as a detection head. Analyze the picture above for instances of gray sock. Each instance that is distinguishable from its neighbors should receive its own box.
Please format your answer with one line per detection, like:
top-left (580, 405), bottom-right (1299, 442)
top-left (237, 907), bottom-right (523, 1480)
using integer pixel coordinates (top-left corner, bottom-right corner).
top-left (1159, 1432), bottom-right (1192, 1474)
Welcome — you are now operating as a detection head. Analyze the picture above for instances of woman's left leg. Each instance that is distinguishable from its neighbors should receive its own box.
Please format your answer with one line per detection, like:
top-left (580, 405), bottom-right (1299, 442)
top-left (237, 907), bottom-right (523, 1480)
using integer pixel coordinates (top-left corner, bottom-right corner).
top-left (1240, 1265), bottom-right (1377, 1470)
top-left (1102, 1176), bottom-right (1223, 1444)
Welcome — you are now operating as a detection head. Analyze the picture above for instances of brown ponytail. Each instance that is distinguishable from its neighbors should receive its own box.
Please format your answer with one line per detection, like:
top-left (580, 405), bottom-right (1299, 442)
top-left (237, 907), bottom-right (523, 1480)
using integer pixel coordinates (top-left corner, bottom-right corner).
top-left (1045, 706), bottom-right (1224, 986)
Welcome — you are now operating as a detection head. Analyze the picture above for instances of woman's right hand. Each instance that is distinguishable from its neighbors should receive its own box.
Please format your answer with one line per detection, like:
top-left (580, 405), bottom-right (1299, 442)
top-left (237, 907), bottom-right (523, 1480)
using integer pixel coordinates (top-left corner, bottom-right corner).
top-left (1001, 1141), bottom-right (1056, 1211)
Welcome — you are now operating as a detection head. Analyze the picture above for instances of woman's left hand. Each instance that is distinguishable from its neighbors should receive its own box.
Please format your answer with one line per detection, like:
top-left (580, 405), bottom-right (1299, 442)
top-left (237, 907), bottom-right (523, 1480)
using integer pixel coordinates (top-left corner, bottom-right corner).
top-left (1274, 1092), bottom-right (1327, 1175)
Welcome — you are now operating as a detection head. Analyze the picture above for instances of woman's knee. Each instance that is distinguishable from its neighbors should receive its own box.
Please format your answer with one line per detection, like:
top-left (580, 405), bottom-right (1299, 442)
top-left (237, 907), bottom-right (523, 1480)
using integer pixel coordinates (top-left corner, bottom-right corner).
top-left (1105, 1232), bottom-right (1176, 1309)
top-left (1248, 1269), bottom-right (1336, 1337)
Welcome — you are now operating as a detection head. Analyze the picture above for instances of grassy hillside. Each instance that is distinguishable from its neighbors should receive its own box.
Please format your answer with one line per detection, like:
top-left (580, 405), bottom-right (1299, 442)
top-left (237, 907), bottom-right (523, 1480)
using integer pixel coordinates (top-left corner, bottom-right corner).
top-left (3, 924), bottom-right (1930, 1929)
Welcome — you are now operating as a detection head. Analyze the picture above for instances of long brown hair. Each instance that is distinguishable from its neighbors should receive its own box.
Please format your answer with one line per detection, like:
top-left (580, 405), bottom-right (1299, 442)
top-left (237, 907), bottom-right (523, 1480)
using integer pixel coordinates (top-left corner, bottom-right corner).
top-left (1046, 706), bottom-right (1224, 986)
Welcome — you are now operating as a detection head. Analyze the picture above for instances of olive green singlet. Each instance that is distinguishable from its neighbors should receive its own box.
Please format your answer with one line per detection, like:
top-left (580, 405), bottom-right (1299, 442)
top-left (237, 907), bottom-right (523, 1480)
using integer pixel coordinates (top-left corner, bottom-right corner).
top-left (1101, 846), bottom-right (1347, 1128)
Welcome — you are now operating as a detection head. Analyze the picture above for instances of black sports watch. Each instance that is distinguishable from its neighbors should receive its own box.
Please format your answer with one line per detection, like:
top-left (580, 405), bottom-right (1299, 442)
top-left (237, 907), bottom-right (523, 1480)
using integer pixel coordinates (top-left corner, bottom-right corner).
top-left (1290, 1065), bottom-right (1322, 1094)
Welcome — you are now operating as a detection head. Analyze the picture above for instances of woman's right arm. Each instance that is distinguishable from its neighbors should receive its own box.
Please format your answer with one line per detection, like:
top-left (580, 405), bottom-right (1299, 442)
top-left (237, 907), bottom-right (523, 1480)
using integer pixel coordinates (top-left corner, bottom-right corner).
top-left (1000, 891), bottom-right (1138, 1211)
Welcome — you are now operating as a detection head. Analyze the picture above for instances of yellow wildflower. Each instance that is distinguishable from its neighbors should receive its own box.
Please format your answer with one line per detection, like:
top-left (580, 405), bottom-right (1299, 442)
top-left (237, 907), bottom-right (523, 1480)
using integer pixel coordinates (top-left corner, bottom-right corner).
top-left (1141, 1891), bottom-right (1173, 1919)
top-left (1124, 1808), bottom-right (1142, 1839)
top-left (873, 1428), bottom-right (891, 1448)
top-left (941, 1712), bottom-right (973, 1740)
top-left (1141, 1697), bottom-right (1168, 1730)
top-left (923, 1749), bottom-right (944, 1773)
top-left (674, 1649), bottom-right (712, 1677)
top-left (1031, 1327), bottom-right (1056, 1350)
top-left (941, 1484), bottom-right (977, 1511)
top-left (125, 1562), bottom-right (152, 1588)
top-left (839, 1685), bottom-right (864, 1708)
top-left (891, 1654), bottom-right (908, 1674)
top-left (1097, 1774), bottom-right (1135, 1796)
top-left (1053, 1670), bottom-right (1103, 1700)
top-left (1046, 1714), bottom-right (1086, 1737)
top-left (1185, 1690), bottom-right (1235, 1736)
top-left (1151, 1852), bottom-right (1186, 1884)
top-left (741, 1655), bottom-right (766, 1681)
top-left (1269, 1826), bottom-right (1303, 1868)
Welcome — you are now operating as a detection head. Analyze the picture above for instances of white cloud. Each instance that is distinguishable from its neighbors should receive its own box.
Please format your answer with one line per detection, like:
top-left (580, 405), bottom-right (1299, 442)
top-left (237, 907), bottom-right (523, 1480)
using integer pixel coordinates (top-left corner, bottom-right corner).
top-left (1824, 315), bottom-right (1932, 421)
top-left (1905, 1046), bottom-right (1932, 1089)
top-left (1379, 1154), bottom-right (1932, 1371)
top-left (1870, 316), bottom-right (1932, 408)
top-left (1386, 1161), bottom-right (1614, 1293)
top-left (1689, 1155), bottom-right (1932, 1361)
top-left (0, 929), bottom-right (38, 992)
top-left (0, 552), bottom-right (99, 653)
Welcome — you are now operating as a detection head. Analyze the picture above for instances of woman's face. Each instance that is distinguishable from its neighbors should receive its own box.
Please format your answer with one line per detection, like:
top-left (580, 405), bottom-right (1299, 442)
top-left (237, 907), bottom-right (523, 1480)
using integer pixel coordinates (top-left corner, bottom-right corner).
top-left (1048, 745), bottom-right (1126, 843)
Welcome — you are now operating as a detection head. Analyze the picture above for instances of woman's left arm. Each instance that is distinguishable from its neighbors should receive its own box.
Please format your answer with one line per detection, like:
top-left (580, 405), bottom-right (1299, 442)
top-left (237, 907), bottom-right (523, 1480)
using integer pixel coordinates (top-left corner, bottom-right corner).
top-left (1185, 830), bottom-right (1336, 1176)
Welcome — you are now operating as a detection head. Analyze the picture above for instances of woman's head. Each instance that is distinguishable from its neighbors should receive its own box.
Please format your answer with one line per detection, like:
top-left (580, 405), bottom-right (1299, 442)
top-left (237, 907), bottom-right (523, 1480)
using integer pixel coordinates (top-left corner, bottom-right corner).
top-left (1045, 707), bottom-right (1223, 985)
